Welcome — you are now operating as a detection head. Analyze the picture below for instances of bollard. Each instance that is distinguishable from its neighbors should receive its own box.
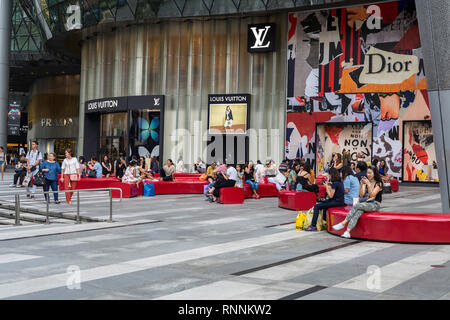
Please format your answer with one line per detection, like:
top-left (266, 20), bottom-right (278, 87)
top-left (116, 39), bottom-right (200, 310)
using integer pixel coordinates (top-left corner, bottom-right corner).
top-left (76, 191), bottom-right (80, 224)
top-left (46, 194), bottom-right (50, 224)
top-left (14, 194), bottom-right (21, 226)
top-left (109, 191), bottom-right (113, 223)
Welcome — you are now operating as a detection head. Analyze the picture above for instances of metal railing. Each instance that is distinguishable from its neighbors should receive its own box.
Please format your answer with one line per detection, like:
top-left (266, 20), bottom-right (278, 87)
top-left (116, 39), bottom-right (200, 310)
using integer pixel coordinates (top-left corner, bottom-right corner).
top-left (5, 188), bottom-right (123, 226)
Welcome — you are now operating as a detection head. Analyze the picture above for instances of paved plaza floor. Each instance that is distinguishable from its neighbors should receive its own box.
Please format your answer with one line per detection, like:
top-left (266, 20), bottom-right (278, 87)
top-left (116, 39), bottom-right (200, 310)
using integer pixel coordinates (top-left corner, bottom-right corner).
top-left (0, 171), bottom-right (448, 300)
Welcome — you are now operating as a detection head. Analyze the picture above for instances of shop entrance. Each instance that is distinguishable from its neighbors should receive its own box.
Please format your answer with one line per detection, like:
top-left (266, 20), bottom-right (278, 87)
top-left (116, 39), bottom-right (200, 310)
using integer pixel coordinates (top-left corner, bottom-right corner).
top-left (99, 113), bottom-right (127, 160)
top-left (54, 139), bottom-right (77, 163)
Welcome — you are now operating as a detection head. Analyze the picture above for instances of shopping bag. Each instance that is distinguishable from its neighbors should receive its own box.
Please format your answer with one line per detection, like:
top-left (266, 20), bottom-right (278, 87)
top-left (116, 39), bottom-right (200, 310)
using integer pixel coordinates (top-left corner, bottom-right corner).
top-left (302, 208), bottom-right (314, 230)
top-left (199, 173), bottom-right (207, 181)
top-left (143, 183), bottom-right (155, 197)
top-left (296, 211), bottom-right (307, 231)
top-left (316, 209), bottom-right (327, 231)
top-left (22, 175), bottom-right (31, 187)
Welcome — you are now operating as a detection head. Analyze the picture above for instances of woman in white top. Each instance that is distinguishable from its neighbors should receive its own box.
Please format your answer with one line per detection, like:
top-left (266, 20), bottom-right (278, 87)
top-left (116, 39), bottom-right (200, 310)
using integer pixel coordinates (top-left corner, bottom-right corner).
top-left (60, 148), bottom-right (80, 205)
top-left (0, 147), bottom-right (5, 181)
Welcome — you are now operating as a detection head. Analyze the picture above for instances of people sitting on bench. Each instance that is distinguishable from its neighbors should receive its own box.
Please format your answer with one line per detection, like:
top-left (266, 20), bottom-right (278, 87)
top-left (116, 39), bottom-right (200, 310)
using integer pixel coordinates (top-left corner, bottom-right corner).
top-left (332, 165), bottom-right (383, 239)
top-left (296, 162), bottom-right (319, 195)
top-left (207, 164), bottom-right (237, 203)
top-left (304, 168), bottom-right (345, 232)
top-left (263, 160), bottom-right (284, 191)
top-left (88, 157), bottom-right (102, 178)
top-left (355, 161), bottom-right (368, 181)
top-left (159, 159), bottom-right (175, 181)
top-left (342, 165), bottom-right (360, 206)
top-left (206, 162), bottom-right (217, 184)
top-left (288, 161), bottom-right (300, 190)
top-left (244, 162), bottom-right (260, 199)
top-left (10, 154), bottom-right (28, 187)
top-left (115, 156), bottom-right (127, 180)
top-left (122, 160), bottom-right (143, 186)
top-left (378, 160), bottom-right (393, 183)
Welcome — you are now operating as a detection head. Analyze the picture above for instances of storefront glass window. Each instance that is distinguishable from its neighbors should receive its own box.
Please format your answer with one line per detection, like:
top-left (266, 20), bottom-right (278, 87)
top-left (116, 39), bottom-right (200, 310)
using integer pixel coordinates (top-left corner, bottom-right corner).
top-left (99, 112), bottom-right (127, 160)
top-left (129, 109), bottom-right (160, 159)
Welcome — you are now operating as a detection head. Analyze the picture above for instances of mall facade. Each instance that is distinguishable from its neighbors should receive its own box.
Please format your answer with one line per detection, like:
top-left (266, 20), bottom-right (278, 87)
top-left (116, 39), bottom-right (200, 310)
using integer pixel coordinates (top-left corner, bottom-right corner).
top-left (7, 0), bottom-right (450, 207)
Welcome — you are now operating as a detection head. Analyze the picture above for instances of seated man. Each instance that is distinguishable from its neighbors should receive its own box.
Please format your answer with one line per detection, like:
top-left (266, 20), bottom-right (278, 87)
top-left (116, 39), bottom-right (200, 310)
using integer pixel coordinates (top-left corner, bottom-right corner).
top-left (10, 154), bottom-right (28, 187)
top-left (88, 157), bottom-right (103, 178)
top-left (208, 164), bottom-right (237, 202)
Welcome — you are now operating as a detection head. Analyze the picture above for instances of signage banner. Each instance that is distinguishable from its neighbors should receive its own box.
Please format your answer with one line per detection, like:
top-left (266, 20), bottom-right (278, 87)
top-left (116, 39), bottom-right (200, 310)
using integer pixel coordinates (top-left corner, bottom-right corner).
top-left (8, 102), bottom-right (21, 136)
top-left (85, 95), bottom-right (164, 114)
top-left (248, 23), bottom-right (276, 53)
top-left (208, 94), bottom-right (250, 135)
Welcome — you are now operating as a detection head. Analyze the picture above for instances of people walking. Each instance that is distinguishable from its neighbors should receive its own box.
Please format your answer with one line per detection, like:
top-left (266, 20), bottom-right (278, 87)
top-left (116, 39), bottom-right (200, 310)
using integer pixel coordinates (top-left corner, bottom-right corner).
top-left (60, 148), bottom-right (80, 205)
top-left (25, 141), bottom-right (43, 199)
top-left (41, 152), bottom-right (61, 204)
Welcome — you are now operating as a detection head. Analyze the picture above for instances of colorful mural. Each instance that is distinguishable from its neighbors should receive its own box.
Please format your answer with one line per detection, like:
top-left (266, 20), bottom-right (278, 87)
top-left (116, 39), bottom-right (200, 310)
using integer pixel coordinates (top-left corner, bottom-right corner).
top-left (403, 121), bottom-right (438, 182)
top-left (286, 0), bottom-right (434, 180)
top-left (316, 122), bottom-right (372, 176)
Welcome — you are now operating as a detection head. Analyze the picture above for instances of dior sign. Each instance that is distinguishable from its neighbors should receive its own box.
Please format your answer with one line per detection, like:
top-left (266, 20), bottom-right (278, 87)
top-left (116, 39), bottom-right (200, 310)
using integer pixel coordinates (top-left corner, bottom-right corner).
top-left (247, 23), bottom-right (276, 53)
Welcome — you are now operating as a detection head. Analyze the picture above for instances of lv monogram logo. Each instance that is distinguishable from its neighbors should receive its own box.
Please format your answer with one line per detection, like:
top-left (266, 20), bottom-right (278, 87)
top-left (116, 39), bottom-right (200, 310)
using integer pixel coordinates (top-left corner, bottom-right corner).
top-left (250, 26), bottom-right (272, 49)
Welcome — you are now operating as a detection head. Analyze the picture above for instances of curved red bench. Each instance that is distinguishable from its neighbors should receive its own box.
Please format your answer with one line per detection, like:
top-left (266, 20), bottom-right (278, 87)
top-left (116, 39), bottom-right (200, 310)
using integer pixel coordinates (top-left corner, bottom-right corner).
top-left (144, 180), bottom-right (208, 195)
top-left (278, 191), bottom-right (317, 211)
top-left (327, 206), bottom-right (450, 243)
top-left (58, 177), bottom-right (119, 191)
top-left (219, 187), bottom-right (244, 204)
top-left (110, 182), bottom-right (143, 198)
top-left (243, 184), bottom-right (253, 199)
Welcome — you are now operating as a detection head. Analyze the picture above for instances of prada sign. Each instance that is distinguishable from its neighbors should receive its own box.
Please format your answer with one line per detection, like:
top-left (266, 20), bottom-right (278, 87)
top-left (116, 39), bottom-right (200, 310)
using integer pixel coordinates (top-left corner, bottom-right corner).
top-left (247, 23), bottom-right (276, 53)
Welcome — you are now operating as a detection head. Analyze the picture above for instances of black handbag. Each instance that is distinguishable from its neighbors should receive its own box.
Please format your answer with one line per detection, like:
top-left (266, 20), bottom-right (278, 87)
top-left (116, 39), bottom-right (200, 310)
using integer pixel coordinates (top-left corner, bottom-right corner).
top-left (33, 171), bottom-right (46, 186)
top-left (88, 169), bottom-right (97, 178)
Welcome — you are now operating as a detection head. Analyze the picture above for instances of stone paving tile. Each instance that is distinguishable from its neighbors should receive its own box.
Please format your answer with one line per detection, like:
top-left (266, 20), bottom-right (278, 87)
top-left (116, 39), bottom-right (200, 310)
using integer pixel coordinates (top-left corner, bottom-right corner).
top-left (298, 287), bottom-right (378, 300)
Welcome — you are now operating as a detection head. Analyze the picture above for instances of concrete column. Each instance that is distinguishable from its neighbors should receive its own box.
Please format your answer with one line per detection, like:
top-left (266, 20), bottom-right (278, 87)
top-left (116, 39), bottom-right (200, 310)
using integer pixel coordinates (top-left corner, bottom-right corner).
top-left (0, 0), bottom-right (12, 150)
top-left (416, 0), bottom-right (450, 212)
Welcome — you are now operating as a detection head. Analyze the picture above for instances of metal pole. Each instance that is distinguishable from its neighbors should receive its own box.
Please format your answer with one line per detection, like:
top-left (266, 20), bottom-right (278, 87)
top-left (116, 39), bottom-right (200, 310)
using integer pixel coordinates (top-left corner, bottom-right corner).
top-left (109, 191), bottom-right (113, 223)
top-left (14, 194), bottom-right (20, 226)
top-left (76, 191), bottom-right (80, 224)
top-left (46, 194), bottom-right (49, 224)
top-left (0, 0), bottom-right (11, 150)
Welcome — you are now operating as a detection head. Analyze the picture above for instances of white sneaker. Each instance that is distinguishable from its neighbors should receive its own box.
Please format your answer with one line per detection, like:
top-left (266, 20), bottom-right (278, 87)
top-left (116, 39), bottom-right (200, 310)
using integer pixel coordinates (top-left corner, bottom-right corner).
top-left (341, 231), bottom-right (351, 239)
top-left (332, 223), bottom-right (344, 231)
top-left (9, 184), bottom-right (15, 187)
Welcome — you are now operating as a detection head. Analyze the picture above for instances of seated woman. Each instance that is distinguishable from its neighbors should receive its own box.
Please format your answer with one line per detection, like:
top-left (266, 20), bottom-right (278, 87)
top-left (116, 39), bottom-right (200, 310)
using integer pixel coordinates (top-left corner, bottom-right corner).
top-left (208, 164), bottom-right (237, 202)
top-left (122, 160), bottom-right (143, 187)
top-left (159, 159), bottom-right (175, 181)
top-left (296, 162), bottom-right (319, 194)
top-left (243, 162), bottom-right (260, 199)
top-left (101, 155), bottom-right (112, 178)
top-left (332, 165), bottom-right (383, 238)
top-left (288, 162), bottom-right (300, 190)
top-left (235, 164), bottom-right (244, 188)
top-left (378, 160), bottom-right (393, 183)
top-left (206, 162), bottom-right (217, 184)
top-left (263, 160), bottom-right (284, 191)
top-left (304, 168), bottom-right (345, 232)
top-left (150, 156), bottom-right (160, 173)
top-left (79, 156), bottom-right (88, 178)
top-left (342, 165), bottom-right (360, 206)
top-left (115, 156), bottom-right (127, 180)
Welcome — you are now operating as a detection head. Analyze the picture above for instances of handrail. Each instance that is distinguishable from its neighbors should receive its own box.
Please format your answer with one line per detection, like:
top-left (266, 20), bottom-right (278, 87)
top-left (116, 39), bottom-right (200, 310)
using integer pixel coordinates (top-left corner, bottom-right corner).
top-left (3, 188), bottom-right (123, 226)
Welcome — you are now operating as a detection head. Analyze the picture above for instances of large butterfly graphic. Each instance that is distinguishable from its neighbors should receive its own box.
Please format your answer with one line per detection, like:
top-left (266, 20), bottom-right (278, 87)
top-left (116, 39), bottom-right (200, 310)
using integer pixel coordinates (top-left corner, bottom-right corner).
top-left (137, 117), bottom-right (159, 142)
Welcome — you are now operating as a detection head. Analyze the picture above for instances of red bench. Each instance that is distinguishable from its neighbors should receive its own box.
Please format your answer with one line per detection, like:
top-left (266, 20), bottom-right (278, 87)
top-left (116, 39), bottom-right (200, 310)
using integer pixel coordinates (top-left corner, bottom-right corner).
top-left (327, 206), bottom-right (450, 243)
top-left (278, 191), bottom-right (317, 211)
top-left (143, 179), bottom-right (208, 195)
top-left (110, 182), bottom-right (143, 198)
top-left (219, 187), bottom-right (245, 204)
top-left (58, 176), bottom-right (119, 191)
top-left (257, 183), bottom-right (279, 197)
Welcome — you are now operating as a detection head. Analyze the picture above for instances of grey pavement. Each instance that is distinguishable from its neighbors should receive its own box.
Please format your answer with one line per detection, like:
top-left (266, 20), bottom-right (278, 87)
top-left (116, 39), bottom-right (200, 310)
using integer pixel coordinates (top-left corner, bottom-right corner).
top-left (0, 171), bottom-right (448, 300)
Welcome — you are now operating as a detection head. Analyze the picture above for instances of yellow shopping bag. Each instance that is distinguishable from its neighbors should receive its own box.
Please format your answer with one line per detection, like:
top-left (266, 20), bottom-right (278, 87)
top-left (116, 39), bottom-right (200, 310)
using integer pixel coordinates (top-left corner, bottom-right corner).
top-left (316, 209), bottom-right (327, 231)
top-left (302, 208), bottom-right (314, 230)
top-left (296, 211), bottom-right (307, 231)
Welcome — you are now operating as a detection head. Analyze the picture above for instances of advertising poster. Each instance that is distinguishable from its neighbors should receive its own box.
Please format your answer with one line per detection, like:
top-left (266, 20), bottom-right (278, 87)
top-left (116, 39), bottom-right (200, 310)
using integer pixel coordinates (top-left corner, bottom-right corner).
top-left (403, 121), bottom-right (438, 182)
top-left (316, 122), bottom-right (372, 176)
top-left (208, 94), bottom-right (250, 135)
top-left (8, 102), bottom-right (21, 136)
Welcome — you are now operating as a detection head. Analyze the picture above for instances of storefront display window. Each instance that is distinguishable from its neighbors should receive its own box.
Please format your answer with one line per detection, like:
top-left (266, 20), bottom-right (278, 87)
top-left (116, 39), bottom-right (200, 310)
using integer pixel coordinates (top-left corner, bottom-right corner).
top-left (129, 109), bottom-right (160, 159)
